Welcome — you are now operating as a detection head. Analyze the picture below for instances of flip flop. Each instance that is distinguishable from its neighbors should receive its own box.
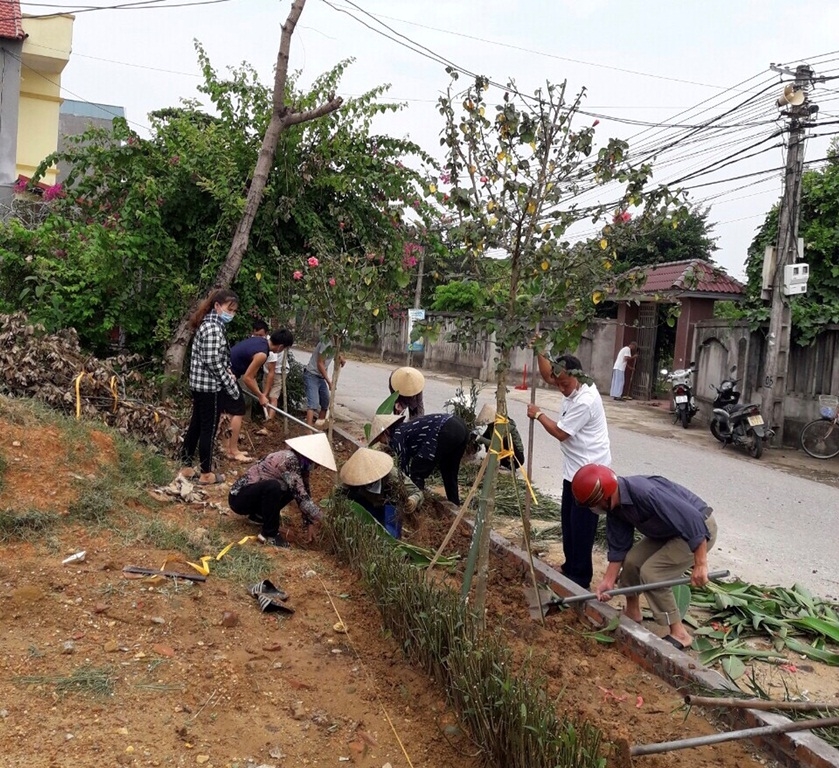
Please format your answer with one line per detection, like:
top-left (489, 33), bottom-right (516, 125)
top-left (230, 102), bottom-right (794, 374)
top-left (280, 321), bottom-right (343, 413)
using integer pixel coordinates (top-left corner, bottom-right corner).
top-left (179, 467), bottom-right (197, 479)
top-left (227, 453), bottom-right (253, 463)
top-left (248, 579), bottom-right (289, 601)
top-left (256, 593), bottom-right (295, 614)
top-left (662, 635), bottom-right (690, 651)
top-left (197, 472), bottom-right (226, 485)
top-left (255, 428), bottom-right (269, 436)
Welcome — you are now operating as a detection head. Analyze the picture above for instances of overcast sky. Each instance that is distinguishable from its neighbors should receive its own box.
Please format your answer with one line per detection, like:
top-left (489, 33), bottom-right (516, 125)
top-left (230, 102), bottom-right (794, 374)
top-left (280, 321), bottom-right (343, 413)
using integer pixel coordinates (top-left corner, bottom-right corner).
top-left (21, 0), bottom-right (839, 279)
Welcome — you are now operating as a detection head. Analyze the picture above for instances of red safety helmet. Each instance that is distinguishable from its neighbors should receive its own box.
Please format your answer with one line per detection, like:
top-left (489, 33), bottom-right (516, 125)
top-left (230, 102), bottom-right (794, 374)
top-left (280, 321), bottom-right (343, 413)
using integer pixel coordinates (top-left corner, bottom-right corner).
top-left (572, 464), bottom-right (618, 508)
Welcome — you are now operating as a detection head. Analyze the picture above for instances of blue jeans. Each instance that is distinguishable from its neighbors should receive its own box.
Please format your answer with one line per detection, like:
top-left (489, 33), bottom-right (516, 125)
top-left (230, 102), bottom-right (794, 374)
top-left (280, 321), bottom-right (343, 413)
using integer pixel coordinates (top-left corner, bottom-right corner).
top-left (304, 370), bottom-right (329, 411)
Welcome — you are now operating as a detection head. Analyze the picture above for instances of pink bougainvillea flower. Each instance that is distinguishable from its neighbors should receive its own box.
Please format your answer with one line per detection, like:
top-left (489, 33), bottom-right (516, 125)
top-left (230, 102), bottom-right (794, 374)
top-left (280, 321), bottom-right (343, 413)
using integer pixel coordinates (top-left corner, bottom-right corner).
top-left (43, 183), bottom-right (65, 202)
top-left (613, 210), bottom-right (632, 224)
top-left (439, 171), bottom-right (452, 184)
top-left (293, 270), bottom-right (303, 280)
top-left (307, 256), bottom-right (319, 268)
top-left (403, 255), bottom-right (418, 269)
top-left (480, 175), bottom-right (488, 183)
top-left (328, 277), bottom-right (336, 286)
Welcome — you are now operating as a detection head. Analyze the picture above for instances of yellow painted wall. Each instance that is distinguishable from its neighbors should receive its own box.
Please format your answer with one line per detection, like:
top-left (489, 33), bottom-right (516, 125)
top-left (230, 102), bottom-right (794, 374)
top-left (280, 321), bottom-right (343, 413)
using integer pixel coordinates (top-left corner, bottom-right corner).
top-left (16, 14), bottom-right (74, 185)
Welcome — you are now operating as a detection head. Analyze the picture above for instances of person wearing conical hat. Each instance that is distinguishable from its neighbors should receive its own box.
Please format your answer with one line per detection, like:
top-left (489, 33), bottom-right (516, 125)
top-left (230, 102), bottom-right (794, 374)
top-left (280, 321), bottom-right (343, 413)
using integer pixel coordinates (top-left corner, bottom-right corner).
top-left (227, 433), bottom-right (336, 547)
top-left (369, 412), bottom-right (469, 506)
top-left (339, 447), bottom-right (424, 538)
top-left (475, 403), bottom-right (525, 470)
top-left (389, 366), bottom-right (425, 421)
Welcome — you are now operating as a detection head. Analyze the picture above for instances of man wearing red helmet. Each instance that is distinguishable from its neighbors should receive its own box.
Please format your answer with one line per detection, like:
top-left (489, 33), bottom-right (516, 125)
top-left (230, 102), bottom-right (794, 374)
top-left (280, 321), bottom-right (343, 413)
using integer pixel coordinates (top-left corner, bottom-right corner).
top-left (571, 463), bottom-right (717, 651)
top-left (527, 353), bottom-right (611, 590)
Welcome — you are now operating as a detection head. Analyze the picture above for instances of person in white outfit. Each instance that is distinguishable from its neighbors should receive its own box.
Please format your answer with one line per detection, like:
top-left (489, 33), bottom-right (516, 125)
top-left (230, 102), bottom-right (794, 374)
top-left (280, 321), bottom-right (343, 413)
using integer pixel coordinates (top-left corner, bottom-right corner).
top-left (526, 353), bottom-right (611, 589)
top-left (610, 342), bottom-right (637, 400)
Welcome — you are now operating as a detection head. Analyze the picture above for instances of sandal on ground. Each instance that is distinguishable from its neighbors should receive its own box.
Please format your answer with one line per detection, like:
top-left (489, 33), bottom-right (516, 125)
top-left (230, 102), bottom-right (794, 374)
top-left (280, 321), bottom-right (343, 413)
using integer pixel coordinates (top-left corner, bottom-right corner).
top-left (197, 472), bottom-right (226, 485)
top-left (248, 579), bottom-right (289, 601)
top-left (256, 593), bottom-right (295, 614)
top-left (255, 428), bottom-right (269, 436)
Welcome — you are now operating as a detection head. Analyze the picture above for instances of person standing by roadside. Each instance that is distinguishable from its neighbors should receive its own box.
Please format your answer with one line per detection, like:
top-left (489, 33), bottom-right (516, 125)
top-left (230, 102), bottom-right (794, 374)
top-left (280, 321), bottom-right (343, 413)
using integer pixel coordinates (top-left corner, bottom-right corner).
top-left (610, 341), bottom-right (637, 401)
top-left (571, 464), bottom-right (717, 650)
top-left (526, 353), bottom-right (611, 589)
top-left (179, 289), bottom-right (240, 485)
top-left (304, 337), bottom-right (346, 426)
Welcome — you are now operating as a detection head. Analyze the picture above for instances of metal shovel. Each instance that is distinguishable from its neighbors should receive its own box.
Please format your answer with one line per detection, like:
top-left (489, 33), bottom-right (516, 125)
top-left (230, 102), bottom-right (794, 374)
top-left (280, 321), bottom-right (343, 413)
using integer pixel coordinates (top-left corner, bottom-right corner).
top-left (524, 570), bottom-right (730, 621)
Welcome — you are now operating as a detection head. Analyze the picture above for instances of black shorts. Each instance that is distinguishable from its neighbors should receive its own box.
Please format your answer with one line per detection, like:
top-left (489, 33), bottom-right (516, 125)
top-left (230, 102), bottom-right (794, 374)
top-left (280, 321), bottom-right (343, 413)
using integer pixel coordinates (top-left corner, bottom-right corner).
top-left (219, 387), bottom-right (246, 416)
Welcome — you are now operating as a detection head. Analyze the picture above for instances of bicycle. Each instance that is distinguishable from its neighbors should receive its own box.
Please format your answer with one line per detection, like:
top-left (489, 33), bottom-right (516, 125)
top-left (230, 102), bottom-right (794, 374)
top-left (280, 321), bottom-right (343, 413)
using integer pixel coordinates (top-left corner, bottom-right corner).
top-left (799, 395), bottom-right (839, 459)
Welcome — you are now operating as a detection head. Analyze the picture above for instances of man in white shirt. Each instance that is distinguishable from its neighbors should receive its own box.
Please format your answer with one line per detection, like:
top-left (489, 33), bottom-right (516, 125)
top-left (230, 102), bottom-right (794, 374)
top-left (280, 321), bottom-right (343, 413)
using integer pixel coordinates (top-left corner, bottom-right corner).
top-left (609, 341), bottom-right (637, 400)
top-left (527, 353), bottom-right (611, 589)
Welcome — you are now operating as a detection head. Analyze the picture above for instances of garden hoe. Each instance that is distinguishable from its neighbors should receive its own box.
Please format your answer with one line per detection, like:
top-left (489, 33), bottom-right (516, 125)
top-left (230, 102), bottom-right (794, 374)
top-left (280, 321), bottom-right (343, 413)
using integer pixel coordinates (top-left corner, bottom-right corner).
top-left (524, 570), bottom-right (730, 621)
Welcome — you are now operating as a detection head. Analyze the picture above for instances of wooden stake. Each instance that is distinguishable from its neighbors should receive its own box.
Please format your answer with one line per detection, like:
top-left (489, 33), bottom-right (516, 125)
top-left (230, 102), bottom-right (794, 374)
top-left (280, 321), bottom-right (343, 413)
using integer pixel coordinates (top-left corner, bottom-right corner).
top-left (685, 695), bottom-right (839, 713)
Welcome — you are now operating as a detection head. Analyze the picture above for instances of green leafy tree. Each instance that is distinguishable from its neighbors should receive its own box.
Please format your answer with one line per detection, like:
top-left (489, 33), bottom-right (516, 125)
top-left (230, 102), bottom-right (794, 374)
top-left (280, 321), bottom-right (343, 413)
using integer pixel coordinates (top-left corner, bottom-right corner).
top-left (607, 204), bottom-right (718, 271)
top-left (433, 71), bottom-right (683, 614)
top-left (0, 47), bottom-right (430, 363)
top-left (737, 142), bottom-right (839, 345)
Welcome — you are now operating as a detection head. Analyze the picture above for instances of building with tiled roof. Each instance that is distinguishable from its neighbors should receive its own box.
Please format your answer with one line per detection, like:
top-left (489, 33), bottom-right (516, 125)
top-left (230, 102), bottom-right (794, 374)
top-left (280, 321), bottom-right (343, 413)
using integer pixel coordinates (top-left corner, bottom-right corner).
top-left (0, 0), bottom-right (25, 41)
top-left (622, 258), bottom-right (745, 299)
top-left (611, 259), bottom-right (745, 400)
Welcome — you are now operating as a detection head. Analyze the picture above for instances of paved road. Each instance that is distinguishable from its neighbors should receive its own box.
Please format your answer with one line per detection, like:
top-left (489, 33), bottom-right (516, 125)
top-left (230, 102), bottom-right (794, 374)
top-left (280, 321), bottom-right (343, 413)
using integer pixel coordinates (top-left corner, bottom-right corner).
top-left (319, 354), bottom-right (839, 601)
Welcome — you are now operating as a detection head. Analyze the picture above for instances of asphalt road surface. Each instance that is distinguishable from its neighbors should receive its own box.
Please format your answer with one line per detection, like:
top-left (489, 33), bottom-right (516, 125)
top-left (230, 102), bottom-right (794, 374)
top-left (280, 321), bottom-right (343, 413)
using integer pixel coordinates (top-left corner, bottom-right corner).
top-left (321, 354), bottom-right (839, 602)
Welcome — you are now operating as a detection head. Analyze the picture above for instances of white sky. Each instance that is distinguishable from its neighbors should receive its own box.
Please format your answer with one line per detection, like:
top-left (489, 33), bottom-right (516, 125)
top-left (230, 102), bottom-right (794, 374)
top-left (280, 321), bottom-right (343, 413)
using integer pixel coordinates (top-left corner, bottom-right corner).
top-left (21, 0), bottom-right (839, 280)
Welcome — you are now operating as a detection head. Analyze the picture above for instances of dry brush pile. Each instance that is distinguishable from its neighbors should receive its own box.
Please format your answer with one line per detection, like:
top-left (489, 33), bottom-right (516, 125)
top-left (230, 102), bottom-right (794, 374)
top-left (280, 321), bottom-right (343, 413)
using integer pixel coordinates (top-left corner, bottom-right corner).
top-left (0, 312), bottom-right (181, 453)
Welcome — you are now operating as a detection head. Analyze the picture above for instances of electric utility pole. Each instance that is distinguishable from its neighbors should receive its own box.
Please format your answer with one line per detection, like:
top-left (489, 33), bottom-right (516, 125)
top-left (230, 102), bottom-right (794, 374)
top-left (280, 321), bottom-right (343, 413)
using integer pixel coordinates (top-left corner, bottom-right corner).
top-left (760, 63), bottom-right (818, 445)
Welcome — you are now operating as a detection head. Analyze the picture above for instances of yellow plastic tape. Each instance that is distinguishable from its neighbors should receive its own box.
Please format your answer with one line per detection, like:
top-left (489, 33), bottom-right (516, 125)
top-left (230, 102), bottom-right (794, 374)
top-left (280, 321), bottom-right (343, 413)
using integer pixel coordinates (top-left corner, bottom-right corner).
top-left (73, 371), bottom-right (86, 420)
top-left (488, 415), bottom-right (538, 505)
top-left (109, 375), bottom-right (119, 413)
top-left (186, 536), bottom-right (257, 576)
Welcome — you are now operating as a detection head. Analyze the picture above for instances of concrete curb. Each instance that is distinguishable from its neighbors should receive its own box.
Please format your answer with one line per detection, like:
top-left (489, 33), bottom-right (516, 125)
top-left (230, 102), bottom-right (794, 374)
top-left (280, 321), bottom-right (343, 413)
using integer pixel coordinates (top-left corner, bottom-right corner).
top-left (331, 422), bottom-right (839, 767)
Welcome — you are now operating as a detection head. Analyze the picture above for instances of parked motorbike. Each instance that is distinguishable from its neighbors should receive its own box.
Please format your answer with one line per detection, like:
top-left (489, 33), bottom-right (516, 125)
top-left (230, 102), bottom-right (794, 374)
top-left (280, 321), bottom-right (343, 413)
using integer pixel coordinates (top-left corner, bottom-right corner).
top-left (709, 366), bottom-right (773, 459)
top-left (660, 363), bottom-right (698, 429)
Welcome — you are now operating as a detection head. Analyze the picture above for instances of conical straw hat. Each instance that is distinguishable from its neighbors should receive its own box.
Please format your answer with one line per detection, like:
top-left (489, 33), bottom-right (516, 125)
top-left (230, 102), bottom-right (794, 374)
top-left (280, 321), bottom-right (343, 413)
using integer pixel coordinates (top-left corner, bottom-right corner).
top-left (391, 367), bottom-right (425, 397)
top-left (476, 403), bottom-right (496, 425)
top-left (285, 433), bottom-right (337, 472)
top-left (340, 447), bottom-right (393, 486)
top-left (368, 414), bottom-right (405, 446)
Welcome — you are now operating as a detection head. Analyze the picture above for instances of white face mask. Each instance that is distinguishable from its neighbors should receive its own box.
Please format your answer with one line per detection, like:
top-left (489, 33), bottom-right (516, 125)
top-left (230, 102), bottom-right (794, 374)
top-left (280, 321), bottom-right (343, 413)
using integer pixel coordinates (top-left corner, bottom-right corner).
top-left (366, 479), bottom-right (382, 494)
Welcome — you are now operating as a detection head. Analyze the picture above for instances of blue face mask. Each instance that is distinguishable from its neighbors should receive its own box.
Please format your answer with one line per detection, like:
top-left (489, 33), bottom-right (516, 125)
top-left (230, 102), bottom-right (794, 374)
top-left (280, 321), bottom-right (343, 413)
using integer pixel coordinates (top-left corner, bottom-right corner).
top-left (219, 310), bottom-right (235, 324)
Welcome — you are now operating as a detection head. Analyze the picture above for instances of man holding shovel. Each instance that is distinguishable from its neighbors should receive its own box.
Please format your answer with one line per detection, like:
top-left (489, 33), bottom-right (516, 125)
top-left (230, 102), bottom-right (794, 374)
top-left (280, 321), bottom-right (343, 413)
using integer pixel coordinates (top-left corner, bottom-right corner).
top-left (571, 464), bottom-right (717, 651)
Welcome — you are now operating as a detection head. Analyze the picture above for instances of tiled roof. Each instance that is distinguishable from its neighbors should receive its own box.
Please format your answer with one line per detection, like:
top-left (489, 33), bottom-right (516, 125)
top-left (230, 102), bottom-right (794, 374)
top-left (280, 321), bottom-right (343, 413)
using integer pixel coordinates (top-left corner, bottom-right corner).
top-left (624, 258), bottom-right (745, 297)
top-left (0, 0), bottom-right (25, 41)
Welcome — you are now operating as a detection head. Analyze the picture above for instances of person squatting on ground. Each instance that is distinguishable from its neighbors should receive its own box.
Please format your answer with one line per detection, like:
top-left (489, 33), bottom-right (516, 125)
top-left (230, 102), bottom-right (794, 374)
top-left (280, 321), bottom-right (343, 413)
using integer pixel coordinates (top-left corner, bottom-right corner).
top-left (227, 433), bottom-right (336, 547)
top-left (389, 366), bottom-right (425, 421)
top-left (304, 338), bottom-right (346, 426)
top-left (475, 403), bottom-right (525, 470)
top-left (223, 330), bottom-right (293, 461)
top-left (610, 341), bottom-right (637, 401)
top-left (572, 463), bottom-right (717, 651)
top-left (339, 447), bottom-right (424, 538)
top-left (180, 289), bottom-right (240, 485)
top-left (369, 413), bottom-right (469, 506)
top-left (527, 353), bottom-right (611, 590)
top-left (261, 329), bottom-right (295, 425)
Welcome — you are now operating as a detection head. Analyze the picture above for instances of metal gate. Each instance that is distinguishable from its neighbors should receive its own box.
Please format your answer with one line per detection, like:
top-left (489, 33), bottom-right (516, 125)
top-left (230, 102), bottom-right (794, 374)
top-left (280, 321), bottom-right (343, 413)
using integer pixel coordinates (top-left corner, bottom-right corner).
top-left (631, 303), bottom-right (657, 400)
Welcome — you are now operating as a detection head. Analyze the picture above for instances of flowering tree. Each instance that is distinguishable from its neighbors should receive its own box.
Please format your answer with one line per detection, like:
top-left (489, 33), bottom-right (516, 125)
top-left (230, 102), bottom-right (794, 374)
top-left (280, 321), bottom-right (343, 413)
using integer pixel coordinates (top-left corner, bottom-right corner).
top-left (289, 232), bottom-right (426, 440)
top-left (433, 71), bottom-right (685, 611)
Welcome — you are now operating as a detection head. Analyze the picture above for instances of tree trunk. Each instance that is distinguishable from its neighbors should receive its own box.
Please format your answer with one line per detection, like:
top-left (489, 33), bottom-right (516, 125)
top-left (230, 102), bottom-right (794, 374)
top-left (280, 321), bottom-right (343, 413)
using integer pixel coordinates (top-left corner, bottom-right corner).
top-left (161, 0), bottom-right (343, 386)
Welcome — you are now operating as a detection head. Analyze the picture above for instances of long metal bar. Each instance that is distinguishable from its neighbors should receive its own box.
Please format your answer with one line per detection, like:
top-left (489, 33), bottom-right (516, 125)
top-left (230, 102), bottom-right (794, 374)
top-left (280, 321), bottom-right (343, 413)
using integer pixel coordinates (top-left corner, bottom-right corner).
top-left (243, 392), bottom-right (320, 433)
top-left (630, 716), bottom-right (839, 757)
top-left (556, 570), bottom-right (730, 606)
top-left (685, 695), bottom-right (839, 713)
